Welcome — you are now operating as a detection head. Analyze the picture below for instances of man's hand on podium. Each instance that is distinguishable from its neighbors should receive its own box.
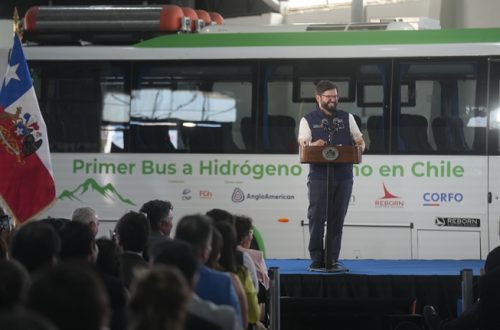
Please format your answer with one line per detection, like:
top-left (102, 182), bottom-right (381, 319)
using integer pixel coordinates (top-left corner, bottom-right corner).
top-left (309, 139), bottom-right (327, 147)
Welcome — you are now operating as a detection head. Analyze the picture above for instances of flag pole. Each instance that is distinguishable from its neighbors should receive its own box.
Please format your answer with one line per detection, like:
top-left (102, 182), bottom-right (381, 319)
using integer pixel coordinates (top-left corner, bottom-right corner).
top-left (13, 7), bottom-right (22, 39)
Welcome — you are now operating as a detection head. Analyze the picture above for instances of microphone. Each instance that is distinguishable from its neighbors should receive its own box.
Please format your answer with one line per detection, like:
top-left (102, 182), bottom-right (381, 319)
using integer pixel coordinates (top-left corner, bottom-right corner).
top-left (332, 117), bottom-right (342, 128)
top-left (321, 118), bottom-right (330, 131)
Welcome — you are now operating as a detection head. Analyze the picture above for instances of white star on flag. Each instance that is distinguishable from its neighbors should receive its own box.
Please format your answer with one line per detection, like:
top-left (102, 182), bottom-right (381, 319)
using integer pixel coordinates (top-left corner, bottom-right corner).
top-left (3, 63), bottom-right (20, 86)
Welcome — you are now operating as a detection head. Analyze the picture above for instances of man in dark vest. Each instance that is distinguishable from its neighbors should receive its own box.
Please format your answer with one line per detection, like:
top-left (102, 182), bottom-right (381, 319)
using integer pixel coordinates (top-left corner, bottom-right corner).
top-left (298, 80), bottom-right (365, 272)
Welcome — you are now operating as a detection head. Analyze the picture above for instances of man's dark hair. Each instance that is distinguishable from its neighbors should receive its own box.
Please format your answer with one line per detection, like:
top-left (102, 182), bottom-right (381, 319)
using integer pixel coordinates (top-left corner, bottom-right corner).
top-left (0, 259), bottom-right (30, 310)
top-left (39, 217), bottom-right (70, 232)
top-left (206, 208), bottom-right (234, 225)
top-left (214, 222), bottom-right (239, 273)
top-left (140, 200), bottom-right (172, 230)
top-left (485, 245), bottom-right (500, 273)
top-left (115, 211), bottom-right (150, 253)
top-left (59, 221), bottom-right (95, 260)
top-left (174, 214), bottom-right (213, 256)
top-left (315, 80), bottom-right (339, 96)
top-left (10, 221), bottom-right (61, 274)
top-left (152, 239), bottom-right (200, 284)
top-left (95, 237), bottom-right (120, 277)
top-left (27, 263), bottom-right (108, 330)
top-left (0, 310), bottom-right (58, 330)
top-left (234, 215), bottom-right (253, 244)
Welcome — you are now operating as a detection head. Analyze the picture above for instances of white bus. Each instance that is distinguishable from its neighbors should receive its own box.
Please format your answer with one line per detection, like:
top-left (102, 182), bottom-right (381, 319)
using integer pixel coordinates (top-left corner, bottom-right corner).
top-left (23, 22), bottom-right (500, 260)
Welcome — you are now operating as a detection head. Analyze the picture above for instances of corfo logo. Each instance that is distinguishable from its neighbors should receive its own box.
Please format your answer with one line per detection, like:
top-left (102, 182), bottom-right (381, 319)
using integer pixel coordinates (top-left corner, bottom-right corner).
top-left (423, 192), bottom-right (463, 206)
top-left (232, 188), bottom-right (245, 203)
top-left (374, 183), bottom-right (404, 208)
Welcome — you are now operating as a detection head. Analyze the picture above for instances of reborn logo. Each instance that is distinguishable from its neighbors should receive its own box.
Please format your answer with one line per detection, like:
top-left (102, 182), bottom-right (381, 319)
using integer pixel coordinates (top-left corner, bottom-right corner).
top-left (374, 183), bottom-right (404, 208)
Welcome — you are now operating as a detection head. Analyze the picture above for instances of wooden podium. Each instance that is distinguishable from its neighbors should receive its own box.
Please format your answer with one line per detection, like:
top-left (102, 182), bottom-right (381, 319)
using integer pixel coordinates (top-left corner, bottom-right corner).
top-left (300, 144), bottom-right (362, 272)
top-left (300, 145), bottom-right (362, 164)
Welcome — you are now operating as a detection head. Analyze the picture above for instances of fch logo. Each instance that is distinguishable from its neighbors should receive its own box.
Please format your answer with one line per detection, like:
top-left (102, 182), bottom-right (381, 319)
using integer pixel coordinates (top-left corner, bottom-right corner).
top-left (199, 190), bottom-right (213, 199)
top-left (232, 188), bottom-right (245, 203)
top-left (374, 183), bottom-right (404, 208)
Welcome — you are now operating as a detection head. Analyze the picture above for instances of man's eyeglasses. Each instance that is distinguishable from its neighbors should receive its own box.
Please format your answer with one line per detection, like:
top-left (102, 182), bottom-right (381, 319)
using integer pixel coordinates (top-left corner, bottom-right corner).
top-left (321, 94), bottom-right (339, 100)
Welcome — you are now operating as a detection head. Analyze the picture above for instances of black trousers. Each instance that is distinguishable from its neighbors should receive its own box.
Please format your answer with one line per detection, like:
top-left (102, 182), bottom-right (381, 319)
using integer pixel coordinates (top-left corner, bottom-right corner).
top-left (307, 178), bottom-right (353, 263)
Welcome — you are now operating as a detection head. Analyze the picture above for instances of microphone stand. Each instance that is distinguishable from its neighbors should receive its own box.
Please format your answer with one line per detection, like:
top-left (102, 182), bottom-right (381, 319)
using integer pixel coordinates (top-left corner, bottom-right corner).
top-left (324, 120), bottom-right (336, 271)
top-left (319, 116), bottom-right (344, 271)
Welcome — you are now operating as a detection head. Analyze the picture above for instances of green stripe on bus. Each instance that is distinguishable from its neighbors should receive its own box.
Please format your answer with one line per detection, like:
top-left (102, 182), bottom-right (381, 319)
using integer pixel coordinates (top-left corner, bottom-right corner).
top-left (252, 226), bottom-right (266, 258)
top-left (136, 28), bottom-right (500, 48)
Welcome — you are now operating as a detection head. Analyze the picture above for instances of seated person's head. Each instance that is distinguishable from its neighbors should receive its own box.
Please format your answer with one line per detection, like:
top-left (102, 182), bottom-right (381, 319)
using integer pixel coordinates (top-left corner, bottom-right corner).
top-left (0, 259), bottom-right (30, 310)
top-left (483, 245), bottom-right (500, 274)
top-left (10, 221), bottom-right (60, 274)
top-left (27, 263), bottom-right (110, 330)
top-left (115, 211), bottom-right (150, 253)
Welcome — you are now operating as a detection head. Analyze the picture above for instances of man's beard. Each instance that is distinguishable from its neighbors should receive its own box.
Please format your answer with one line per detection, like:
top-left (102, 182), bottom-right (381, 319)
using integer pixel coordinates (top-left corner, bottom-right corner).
top-left (321, 100), bottom-right (337, 114)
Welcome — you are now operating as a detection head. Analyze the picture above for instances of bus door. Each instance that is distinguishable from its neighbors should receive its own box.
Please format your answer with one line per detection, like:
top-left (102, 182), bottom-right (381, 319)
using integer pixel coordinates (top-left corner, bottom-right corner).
top-left (487, 60), bottom-right (500, 251)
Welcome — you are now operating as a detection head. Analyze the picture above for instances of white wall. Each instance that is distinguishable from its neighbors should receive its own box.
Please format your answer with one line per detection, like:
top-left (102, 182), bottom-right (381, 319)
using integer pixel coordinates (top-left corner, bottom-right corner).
top-left (444, 0), bottom-right (500, 28)
top-left (227, 0), bottom-right (500, 29)
top-left (0, 19), bottom-right (13, 87)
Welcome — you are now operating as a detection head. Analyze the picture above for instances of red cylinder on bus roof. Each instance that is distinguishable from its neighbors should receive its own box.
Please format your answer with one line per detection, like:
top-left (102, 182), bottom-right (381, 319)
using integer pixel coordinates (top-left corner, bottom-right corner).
top-left (159, 5), bottom-right (184, 32)
top-left (23, 6), bottom-right (39, 32)
top-left (195, 9), bottom-right (211, 26)
top-left (209, 12), bottom-right (224, 25)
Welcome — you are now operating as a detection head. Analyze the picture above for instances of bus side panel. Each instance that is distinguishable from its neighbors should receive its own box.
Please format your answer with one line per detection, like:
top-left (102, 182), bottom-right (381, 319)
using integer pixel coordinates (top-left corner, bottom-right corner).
top-left (43, 154), bottom-right (487, 259)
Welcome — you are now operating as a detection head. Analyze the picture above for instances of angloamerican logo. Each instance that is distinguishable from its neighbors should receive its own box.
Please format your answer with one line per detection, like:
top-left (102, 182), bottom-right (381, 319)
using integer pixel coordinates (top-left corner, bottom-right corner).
top-left (374, 183), bottom-right (404, 208)
top-left (231, 187), bottom-right (295, 203)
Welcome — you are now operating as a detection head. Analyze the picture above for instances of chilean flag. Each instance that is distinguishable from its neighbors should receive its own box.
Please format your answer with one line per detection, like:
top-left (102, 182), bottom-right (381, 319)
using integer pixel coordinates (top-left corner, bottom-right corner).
top-left (0, 35), bottom-right (55, 224)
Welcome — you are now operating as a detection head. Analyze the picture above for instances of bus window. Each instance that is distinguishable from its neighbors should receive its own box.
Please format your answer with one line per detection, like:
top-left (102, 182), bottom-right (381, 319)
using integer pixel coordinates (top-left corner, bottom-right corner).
top-left (32, 62), bottom-right (130, 153)
top-left (280, 60), bottom-right (390, 154)
top-left (262, 64), bottom-right (299, 154)
top-left (130, 63), bottom-right (251, 153)
top-left (397, 60), bottom-right (485, 155)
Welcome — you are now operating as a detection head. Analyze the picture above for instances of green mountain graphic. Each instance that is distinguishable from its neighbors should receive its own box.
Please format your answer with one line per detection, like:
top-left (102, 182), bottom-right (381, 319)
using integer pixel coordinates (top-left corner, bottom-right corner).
top-left (58, 178), bottom-right (136, 206)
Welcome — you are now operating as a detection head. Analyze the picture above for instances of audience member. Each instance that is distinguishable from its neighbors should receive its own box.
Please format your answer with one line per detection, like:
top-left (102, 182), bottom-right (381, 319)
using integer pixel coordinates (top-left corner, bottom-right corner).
top-left (39, 217), bottom-right (69, 232)
top-left (0, 237), bottom-right (7, 260)
top-left (128, 264), bottom-right (189, 330)
top-left (207, 209), bottom-right (235, 225)
top-left (478, 245), bottom-right (500, 330)
top-left (234, 215), bottom-right (269, 291)
top-left (58, 221), bottom-right (98, 263)
top-left (235, 215), bottom-right (270, 326)
top-left (216, 221), bottom-right (260, 329)
top-left (207, 210), bottom-right (258, 294)
top-left (208, 226), bottom-right (249, 328)
top-left (175, 214), bottom-right (243, 327)
top-left (27, 263), bottom-right (110, 330)
top-left (95, 237), bottom-right (121, 278)
top-left (424, 245), bottom-right (500, 330)
top-left (0, 210), bottom-right (13, 257)
top-left (152, 239), bottom-right (240, 330)
top-left (140, 199), bottom-right (173, 260)
top-left (9, 221), bottom-right (60, 274)
top-left (0, 259), bottom-right (30, 311)
top-left (57, 221), bottom-right (127, 330)
top-left (114, 211), bottom-right (150, 290)
top-left (0, 310), bottom-right (58, 330)
top-left (72, 207), bottom-right (100, 237)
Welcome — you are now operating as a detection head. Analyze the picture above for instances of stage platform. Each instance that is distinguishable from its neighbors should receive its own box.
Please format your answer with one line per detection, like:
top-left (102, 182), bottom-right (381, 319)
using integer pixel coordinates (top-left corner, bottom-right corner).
top-left (265, 259), bottom-right (484, 330)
